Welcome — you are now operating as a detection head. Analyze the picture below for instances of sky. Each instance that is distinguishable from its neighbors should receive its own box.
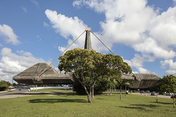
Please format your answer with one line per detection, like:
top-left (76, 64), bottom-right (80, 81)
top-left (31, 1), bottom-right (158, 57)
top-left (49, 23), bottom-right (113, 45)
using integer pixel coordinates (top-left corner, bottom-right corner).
top-left (0, 0), bottom-right (176, 83)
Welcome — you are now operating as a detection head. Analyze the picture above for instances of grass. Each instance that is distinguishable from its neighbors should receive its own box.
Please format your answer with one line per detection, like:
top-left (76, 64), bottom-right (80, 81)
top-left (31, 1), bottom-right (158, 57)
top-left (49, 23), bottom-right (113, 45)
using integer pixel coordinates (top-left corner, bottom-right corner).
top-left (0, 89), bottom-right (175, 117)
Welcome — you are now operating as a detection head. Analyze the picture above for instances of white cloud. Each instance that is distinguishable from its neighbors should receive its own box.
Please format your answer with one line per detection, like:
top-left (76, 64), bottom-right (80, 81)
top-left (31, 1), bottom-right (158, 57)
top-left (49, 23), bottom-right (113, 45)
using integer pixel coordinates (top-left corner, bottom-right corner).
top-left (30, 0), bottom-right (39, 8)
top-left (124, 54), bottom-right (154, 74)
top-left (21, 7), bottom-right (27, 13)
top-left (46, 0), bottom-right (176, 74)
top-left (160, 59), bottom-right (176, 74)
top-left (43, 22), bottom-right (49, 27)
top-left (133, 37), bottom-right (176, 59)
top-left (45, 9), bottom-right (87, 39)
top-left (0, 48), bottom-right (45, 82)
top-left (73, 0), bottom-right (83, 7)
top-left (72, 0), bottom-right (176, 74)
top-left (37, 35), bottom-right (42, 41)
top-left (45, 9), bottom-right (88, 51)
top-left (73, 0), bottom-right (157, 45)
top-left (149, 7), bottom-right (176, 48)
top-left (0, 24), bottom-right (20, 45)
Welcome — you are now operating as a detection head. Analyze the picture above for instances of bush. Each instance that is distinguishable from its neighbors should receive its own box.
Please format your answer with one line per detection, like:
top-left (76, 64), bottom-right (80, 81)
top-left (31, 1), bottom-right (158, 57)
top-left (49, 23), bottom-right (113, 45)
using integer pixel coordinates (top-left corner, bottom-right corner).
top-left (0, 81), bottom-right (8, 91)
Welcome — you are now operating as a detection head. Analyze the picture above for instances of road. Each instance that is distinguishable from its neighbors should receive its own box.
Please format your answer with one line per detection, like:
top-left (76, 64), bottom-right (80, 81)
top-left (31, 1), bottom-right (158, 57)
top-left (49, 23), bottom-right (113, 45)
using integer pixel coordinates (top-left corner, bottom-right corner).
top-left (131, 92), bottom-right (171, 99)
top-left (0, 89), bottom-right (30, 99)
top-left (0, 89), bottom-right (172, 99)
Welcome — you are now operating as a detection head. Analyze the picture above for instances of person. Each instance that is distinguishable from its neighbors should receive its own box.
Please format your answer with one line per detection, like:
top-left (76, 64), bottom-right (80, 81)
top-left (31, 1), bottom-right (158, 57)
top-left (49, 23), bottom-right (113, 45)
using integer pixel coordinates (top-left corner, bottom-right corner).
top-left (126, 90), bottom-right (128, 94)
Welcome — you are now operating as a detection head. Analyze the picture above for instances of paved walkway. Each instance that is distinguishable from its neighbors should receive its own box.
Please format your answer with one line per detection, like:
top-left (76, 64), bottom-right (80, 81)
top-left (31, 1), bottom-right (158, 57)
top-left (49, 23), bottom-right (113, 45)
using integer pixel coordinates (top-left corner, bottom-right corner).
top-left (131, 92), bottom-right (171, 99)
top-left (0, 91), bottom-right (172, 99)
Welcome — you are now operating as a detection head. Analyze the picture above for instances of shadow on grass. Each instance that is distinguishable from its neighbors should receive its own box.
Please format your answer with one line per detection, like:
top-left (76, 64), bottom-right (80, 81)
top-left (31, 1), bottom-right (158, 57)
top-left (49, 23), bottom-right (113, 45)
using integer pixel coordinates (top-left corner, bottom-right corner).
top-left (119, 104), bottom-right (160, 111)
top-left (52, 92), bottom-right (76, 95)
top-left (29, 98), bottom-right (87, 103)
top-left (96, 98), bottom-right (104, 100)
top-left (151, 101), bottom-right (172, 105)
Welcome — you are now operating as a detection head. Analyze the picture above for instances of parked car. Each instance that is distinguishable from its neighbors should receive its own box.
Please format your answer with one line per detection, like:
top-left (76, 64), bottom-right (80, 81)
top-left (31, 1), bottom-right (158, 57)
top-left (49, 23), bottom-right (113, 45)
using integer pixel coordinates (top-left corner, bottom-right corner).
top-left (165, 92), bottom-right (174, 96)
top-left (146, 90), bottom-right (150, 93)
top-left (151, 92), bottom-right (157, 96)
top-left (140, 90), bottom-right (144, 93)
top-left (171, 95), bottom-right (176, 98)
top-left (132, 90), bottom-right (136, 92)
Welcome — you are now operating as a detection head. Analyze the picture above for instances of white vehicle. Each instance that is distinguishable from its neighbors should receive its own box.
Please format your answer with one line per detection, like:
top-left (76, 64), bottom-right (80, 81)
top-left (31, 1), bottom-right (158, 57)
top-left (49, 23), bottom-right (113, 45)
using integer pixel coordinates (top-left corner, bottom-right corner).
top-left (165, 92), bottom-right (174, 96)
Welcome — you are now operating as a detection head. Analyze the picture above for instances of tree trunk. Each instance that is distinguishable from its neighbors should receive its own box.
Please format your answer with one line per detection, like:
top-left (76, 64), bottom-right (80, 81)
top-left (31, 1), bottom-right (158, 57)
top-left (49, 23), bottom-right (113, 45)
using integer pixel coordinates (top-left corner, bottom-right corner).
top-left (88, 93), bottom-right (92, 103)
top-left (125, 86), bottom-right (126, 96)
top-left (173, 98), bottom-right (175, 108)
top-left (110, 82), bottom-right (112, 96)
top-left (120, 86), bottom-right (122, 101)
top-left (91, 85), bottom-right (94, 98)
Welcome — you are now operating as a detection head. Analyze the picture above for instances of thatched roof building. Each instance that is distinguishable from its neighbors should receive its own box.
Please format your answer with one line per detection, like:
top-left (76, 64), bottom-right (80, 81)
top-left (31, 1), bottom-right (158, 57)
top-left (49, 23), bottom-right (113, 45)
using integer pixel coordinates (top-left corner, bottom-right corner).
top-left (13, 63), bottom-right (73, 84)
top-left (13, 30), bottom-right (159, 89)
top-left (122, 74), bottom-right (159, 89)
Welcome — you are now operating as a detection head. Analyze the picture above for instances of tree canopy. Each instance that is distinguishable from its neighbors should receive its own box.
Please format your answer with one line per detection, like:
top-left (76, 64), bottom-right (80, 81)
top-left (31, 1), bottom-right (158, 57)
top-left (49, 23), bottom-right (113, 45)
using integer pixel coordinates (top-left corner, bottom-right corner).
top-left (58, 48), bottom-right (132, 103)
top-left (0, 81), bottom-right (9, 91)
top-left (160, 75), bottom-right (176, 94)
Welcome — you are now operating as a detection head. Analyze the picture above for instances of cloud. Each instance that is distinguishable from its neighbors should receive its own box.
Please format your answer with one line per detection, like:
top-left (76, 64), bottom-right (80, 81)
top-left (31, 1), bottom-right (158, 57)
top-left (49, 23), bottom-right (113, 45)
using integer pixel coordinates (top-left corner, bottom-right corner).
top-left (21, 7), bottom-right (27, 13)
top-left (45, 9), bottom-right (88, 52)
top-left (72, 0), bottom-right (176, 73)
top-left (132, 37), bottom-right (176, 59)
top-left (149, 7), bottom-right (176, 48)
top-left (43, 22), bottom-right (49, 27)
top-left (46, 0), bottom-right (176, 74)
top-left (0, 24), bottom-right (20, 45)
top-left (160, 59), bottom-right (176, 74)
top-left (73, 0), bottom-right (83, 7)
top-left (37, 35), bottom-right (42, 41)
top-left (45, 9), bottom-right (87, 39)
top-left (124, 54), bottom-right (154, 74)
top-left (30, 0), bottom-right (39, 8)
top-left (0, 48), bottom-right (45, 82)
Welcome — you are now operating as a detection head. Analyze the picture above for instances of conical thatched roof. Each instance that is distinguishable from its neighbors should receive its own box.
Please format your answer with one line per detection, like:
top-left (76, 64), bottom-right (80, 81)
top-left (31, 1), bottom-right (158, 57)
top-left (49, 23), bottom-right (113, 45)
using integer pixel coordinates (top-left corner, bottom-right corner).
top-left (13, 63), bottom-right (73, 84)
top-left (122, 73), bottom-right (159, 89)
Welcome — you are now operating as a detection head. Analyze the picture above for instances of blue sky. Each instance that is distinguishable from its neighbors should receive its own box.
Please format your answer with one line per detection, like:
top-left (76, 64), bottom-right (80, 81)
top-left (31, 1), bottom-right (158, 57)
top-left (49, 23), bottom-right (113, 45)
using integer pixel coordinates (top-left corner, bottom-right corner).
top-left (0, 0), bottom-right (176, 82)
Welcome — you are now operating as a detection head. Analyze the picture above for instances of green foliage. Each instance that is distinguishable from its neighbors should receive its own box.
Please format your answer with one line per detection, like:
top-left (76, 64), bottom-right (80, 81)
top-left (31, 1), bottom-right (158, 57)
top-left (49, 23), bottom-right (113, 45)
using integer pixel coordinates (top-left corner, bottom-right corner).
top-left (0, 81), bottom-right (8, 91)
top-left (149, 78), bottom-right (164, 93)
top-left (73, 75), bottom-right (109, 95)
top-left (58, 48), bottom-right (132, 103)
top-left (160, 75), bottom-right (176, 94)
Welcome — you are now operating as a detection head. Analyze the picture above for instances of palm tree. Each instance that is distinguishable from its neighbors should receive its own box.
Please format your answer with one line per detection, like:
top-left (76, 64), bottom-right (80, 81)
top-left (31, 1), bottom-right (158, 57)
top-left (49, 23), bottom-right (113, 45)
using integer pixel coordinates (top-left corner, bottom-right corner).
top-left (116, 77), bottom-right (131, 100)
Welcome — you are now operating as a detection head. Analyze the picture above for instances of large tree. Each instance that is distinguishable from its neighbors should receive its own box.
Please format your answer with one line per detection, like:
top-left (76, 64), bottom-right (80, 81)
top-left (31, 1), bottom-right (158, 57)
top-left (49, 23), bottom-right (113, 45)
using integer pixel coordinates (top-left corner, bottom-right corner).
top-left (58, 48), bottom-right (131, 103)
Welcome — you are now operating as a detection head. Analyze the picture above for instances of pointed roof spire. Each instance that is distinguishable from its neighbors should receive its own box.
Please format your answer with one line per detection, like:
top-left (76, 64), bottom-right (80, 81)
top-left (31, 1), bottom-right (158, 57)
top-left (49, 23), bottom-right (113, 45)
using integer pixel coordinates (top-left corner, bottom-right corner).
top-left (84, 28), bottom-right (92, 50)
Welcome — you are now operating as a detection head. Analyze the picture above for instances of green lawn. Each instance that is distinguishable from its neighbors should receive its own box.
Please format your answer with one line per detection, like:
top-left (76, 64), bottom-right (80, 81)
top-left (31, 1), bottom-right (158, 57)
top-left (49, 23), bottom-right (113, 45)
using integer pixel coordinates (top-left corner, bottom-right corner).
top-left (0, 89), bottom-right (175, 117)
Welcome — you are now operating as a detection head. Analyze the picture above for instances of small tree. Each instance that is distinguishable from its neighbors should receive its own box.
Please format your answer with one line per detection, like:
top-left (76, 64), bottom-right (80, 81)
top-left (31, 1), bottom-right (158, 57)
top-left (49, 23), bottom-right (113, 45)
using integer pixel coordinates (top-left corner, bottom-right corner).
top-left (0, 81), bottom-right (8, 91)
top-left (116, 78), bottom-right (130, 100)
top-left (160, 75), bottom-right (176, 108)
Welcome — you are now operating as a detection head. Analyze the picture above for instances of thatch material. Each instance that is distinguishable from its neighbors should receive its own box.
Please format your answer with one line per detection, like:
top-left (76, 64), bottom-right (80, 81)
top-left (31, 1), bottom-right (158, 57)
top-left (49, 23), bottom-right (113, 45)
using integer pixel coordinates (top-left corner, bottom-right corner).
top-left (122, 73), bottom-right (159, 89)
top-left (133, 74), bottom-right (159, 81)
top-left (13, 63), bottom-right (73, 84)
top-left (13, 63), bottom-right (159, 89)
